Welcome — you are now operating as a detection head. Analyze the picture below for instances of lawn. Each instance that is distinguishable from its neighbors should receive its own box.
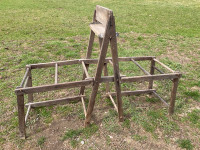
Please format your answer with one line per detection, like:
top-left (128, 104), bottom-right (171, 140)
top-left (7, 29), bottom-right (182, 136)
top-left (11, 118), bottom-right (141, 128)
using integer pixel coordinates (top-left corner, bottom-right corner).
top-left (0, 0), bottom-right (200, 149)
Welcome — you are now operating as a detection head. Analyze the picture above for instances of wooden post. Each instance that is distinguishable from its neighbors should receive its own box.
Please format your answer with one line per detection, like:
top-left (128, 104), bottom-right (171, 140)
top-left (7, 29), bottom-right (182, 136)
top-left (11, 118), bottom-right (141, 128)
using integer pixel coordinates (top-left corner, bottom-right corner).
top-left (80, 30), bottom-right (95, 95)
top-left (27, 68), bottom-right (33, 102)
top-left (85, 24), bottom-right (110, 126)
top-left (17, 94), bottom-right (26, 138)
top-left (104, 63), bottom-right (110, 93)
top-left (109, 15), bottom-right (123, 122)
top-left (148, 59), bottom-right (155, 90)
top-left (169, 78), bottom-right (179, 115)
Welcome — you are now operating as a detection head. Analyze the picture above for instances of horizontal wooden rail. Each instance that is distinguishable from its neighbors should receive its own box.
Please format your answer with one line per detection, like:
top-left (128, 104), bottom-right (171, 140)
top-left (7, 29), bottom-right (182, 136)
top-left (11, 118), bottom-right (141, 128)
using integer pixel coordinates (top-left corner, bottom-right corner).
top-left (153, 59), bottom-right (174, 73)
top-left (131, 59), bottom-right (150, 75)
top-left (28, 57), bottom-right (155, 69)
top-left (25, 95), bottom-right (84, 108)
top-left (15, 80), bottom-right (93, 95)
top-left (107, 89), bottom-right (155, 96)
top-left (121, 73), bottom-right (181, 83)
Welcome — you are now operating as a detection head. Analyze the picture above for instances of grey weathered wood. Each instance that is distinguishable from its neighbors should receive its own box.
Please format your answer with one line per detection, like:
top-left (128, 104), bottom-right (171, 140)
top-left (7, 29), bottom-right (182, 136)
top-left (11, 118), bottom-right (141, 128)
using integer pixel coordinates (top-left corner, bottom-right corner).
top-left (153, 59), bottom-right (175, 73)
top-left (55, 63), bottom-right (58, 84)
top-left (17, 94), bottom-right (26, 138)
top-left (85, 18), bottom-right (111, 126)
top-left (109, 15), bottom-right (123, 122)
top-left (25, 96), bottom-right (84, 108)
top-left (90, 23), bottom-right (105, 38)
top-left (108, 89), bottom-right (155, 96)
top-left (15, 80), bottom-right (93, 95)
top-left (148, 59), bottom-right (155, 89)
top-left (80, 30), bottom-right (95, 95)
top-left (27, 68), bottom-right (33, 102)
top-left (108, 94), bottom-right (118, 112)
top-left (25, 104), bottom-right (31, 123)
top-left (152, 91), bottom-right (169, 106)
top-left (29, 57), bottom-right (155, 69)
top-left (82, 61), bottom-right (90, 78)
top-left (103, 63), bottom-right (110, 93)
top-left (96, 5), bottom-right (112, 27)
top-left (131, 59), bottom-right (150, 75)
top-left (154, 66), bottom-right (164, 74)
top-left (169, 78), bottom-right (179, 115)
top-left (81, 97), bottom-right (87, 117)
top-left (121, 73), bottom-right (181, 83)
top-left (20, 68), bottom-right (30, 87)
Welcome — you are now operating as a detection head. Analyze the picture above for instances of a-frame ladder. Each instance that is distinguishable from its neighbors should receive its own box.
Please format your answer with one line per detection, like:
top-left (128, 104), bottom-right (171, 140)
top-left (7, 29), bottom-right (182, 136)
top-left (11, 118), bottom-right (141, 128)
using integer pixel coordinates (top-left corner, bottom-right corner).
top-left (80, 5), bottom-right (123, 126)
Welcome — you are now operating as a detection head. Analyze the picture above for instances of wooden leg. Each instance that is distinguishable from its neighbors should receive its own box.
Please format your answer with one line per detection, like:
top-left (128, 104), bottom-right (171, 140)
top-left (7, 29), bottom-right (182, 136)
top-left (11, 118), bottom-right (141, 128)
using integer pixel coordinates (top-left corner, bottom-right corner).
top-left (85, 33), bottom-right (110, 127)
top-left (80, 31), bottom-right (95, 95)
top-left (148, 59), bottom-right (155, 90)
top-left (17, 94), bottom-right (26, 138)
top-left (169, 78), bottom-right (179, 115)
top-left (110, 16), bottom-right (123, 122)
top-left (104, 63), bottom-right (110, 93)
top-left (27, 69), bottom-right (33, 102)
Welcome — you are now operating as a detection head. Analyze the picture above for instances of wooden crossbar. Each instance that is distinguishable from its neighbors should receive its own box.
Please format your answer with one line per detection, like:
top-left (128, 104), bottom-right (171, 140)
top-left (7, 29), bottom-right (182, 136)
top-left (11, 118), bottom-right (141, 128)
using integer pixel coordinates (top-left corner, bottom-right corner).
top-left (153, 59), bottom-right (175, 73)
top-left (20, 68), bottom-right (30, 87)
top-left (121, 73), bottom-right (181, 83)
top-left (28, 57), bottom-right (155, 69)
top-left (81, 97), bottom-right (87, 117)
top-left (131, 59), bottom-right (150, 75)
top-left (108, 89), bottom-right (156, 96)
top-left (82, 61), bottom-right (90, 78)
top-left (108, 94), bottom-right (118, 112)
top-left (15, 80), bottom-right (93, 95)
top-left (25, 95), bottom-right (84, 108)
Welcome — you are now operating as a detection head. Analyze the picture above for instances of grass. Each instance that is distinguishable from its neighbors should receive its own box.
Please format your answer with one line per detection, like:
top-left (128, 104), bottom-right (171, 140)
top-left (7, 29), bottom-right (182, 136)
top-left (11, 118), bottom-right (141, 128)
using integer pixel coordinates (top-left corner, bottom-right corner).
top-left (0, 0), bottom-right (200, 149)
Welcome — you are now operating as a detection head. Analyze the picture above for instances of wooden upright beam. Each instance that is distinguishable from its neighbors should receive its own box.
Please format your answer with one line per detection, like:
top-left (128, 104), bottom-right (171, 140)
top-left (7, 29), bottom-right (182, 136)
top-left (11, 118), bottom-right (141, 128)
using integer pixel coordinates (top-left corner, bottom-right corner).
top-left (169, 78), bottom-right (179, 115)
top-left (55, 63), bottom-right (58, 84)
top-left (17, 94), bottom-right (26, 138)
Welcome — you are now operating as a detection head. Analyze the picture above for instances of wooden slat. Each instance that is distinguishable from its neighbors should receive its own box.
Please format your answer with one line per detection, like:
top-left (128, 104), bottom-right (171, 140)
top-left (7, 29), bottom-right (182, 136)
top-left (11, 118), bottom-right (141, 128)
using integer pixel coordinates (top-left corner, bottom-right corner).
top-left (29, 57), bottom-right (155, 69)
top-left (153, 59), bottom-right (175, 73)
top-left (17, 94), bottom-right (26, 138)
top-left (96, 5), bottom-right (112, 27)
top-left (169, 78), bottom-right (179, 115)
top-left (131, 59), bottom-right (150, 75)
top-left (152, 91), bottom-right (169, 106)
top-left (108, 89), bottom-right (155, 96)
top-left (25, 96), bottom-right (84, 108)
top-left (81, 97), bottom-right (87, 117)
top-left (154, 66), bottom-right (165, 74)
top-left (121, 73), bottom-right (181, 83)
top-left (55, 63), bottom-right (58, 84)
top-left (108, 94), bottom-right (118, 112)
top-left (90, 23), bottom-right (105, 38)
top-left (15, 80), bottom-right (93, 95)
top-left (82, 61), bottom-right (90, 78)
top-left (20, 68), bottom-right (30, 87)
top-left (25, 104), bottom-right (31, 123)
top-left (27, 69), bottom-right (33, 102)
top-left (148, 59), bottom-right (155, 89)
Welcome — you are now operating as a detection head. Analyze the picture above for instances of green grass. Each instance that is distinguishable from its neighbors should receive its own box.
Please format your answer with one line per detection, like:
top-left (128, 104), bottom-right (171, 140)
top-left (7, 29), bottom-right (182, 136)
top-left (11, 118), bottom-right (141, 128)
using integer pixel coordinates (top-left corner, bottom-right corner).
top-left (37, 136), bottom-right (46, 147)
top-left (177, 139), bottom-right (194, 150)
top-left (0, 0), bottom-right (200, 149)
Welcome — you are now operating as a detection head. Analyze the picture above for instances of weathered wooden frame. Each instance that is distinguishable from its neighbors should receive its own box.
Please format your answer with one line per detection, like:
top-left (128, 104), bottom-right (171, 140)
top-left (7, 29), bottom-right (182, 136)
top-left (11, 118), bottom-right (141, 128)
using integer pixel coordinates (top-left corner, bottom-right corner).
top-left (15, 5), bottom-right (181, 138)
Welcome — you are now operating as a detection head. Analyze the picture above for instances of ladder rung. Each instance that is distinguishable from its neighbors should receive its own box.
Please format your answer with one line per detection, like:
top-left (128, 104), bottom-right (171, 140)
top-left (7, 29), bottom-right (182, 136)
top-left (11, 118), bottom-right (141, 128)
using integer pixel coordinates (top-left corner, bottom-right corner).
top-left (90, 23), bottom-right (105, 38)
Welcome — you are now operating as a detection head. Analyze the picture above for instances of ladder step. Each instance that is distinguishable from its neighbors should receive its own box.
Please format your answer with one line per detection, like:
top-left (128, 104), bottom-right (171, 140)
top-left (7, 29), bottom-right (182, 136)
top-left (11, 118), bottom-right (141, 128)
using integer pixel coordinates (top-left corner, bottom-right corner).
top-left (25, 95), bottom-right (85, 108)
top-left (90, 23), bottom-right (105, 38)
top-left (107, 89), bottom-right (156, 96)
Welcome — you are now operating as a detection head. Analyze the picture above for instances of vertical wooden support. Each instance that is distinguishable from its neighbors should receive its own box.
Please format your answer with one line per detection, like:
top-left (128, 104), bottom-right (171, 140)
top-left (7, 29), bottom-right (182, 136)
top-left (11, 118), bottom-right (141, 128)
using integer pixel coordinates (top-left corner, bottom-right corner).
top-left (27, 68), bottom-right (33, 103)
top-left (104, 63), bottom-right (110, 93)
top-left (17, 94), bottom-right (26, 138)
top-left (55, 63), bottom-right (58, 84)
top-left (80, 31), bottom-right (95, 95)
top-left (109, 16), bottom-right (123, 122)
top-left (148, 59), bottom-right (155, 90)
top-left (169, 78), bottom-right (179, 115)
top-left (85, 26), bottom-right (110, 126)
